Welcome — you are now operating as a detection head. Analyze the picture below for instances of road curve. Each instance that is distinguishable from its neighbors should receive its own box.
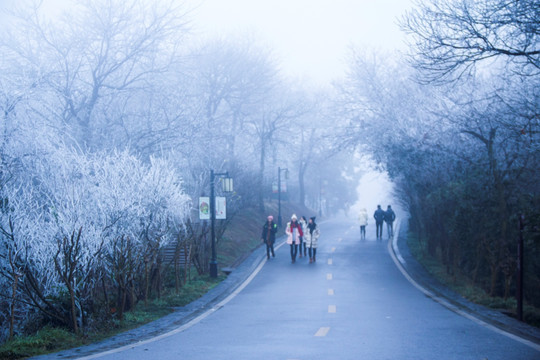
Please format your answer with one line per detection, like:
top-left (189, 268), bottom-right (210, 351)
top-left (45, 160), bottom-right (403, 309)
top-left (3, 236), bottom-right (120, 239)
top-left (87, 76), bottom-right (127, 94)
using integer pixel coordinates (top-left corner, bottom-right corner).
top-left (34, 217), bottom-right (540, 360)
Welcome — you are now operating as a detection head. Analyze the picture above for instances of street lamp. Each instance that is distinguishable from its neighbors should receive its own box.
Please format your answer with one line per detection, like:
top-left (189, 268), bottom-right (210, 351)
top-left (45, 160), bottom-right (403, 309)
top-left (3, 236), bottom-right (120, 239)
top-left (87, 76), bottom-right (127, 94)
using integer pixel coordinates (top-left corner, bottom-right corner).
top-left (277, 167), bottom-right (288, 227)
top-left (209, 170), bottom-right (233, 278)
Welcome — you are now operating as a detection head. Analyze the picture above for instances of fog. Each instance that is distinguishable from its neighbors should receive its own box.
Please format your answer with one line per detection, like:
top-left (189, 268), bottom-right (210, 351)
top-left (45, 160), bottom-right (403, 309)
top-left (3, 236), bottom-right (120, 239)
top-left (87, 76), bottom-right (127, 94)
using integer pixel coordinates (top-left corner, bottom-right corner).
top-left (185, 0), bottom-right (413, 85)
top-left (1, 0), bottom-right (538, 341)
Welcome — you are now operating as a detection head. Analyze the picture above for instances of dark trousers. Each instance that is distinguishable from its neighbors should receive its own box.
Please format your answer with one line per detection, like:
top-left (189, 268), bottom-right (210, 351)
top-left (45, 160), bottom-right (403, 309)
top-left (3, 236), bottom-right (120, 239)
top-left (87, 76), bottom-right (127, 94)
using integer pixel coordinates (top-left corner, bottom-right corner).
top-left (308, 247), bottom-right (317, 259)
top-left (360, 225), bottom-right (366, 239)
top-left (376, 221), bottom-right (383, 238)
top-left (290, 244), bottom-right (298, 262)
top-left (386, 221), bottom-right (394, 238)
top-left (266, 241), bottom-right (275, 258)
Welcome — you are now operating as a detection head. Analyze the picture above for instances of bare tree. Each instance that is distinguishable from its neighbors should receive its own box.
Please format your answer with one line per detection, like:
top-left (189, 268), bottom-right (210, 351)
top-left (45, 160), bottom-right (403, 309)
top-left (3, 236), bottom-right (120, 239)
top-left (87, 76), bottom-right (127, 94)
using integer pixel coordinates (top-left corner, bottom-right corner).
top-left (1, 0), bottom-right (190, 150)
top-left (401, 0), bottom-right (540, 83)
top-left (190, 37), bottom-right (278, 168)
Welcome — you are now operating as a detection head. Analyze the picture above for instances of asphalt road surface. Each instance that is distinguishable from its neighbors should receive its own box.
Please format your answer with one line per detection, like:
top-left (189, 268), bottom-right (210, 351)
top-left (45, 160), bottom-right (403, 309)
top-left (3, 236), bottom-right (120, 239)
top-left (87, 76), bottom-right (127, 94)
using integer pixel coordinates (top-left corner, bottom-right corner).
top-left (77, 218), bottom-right (539, 360)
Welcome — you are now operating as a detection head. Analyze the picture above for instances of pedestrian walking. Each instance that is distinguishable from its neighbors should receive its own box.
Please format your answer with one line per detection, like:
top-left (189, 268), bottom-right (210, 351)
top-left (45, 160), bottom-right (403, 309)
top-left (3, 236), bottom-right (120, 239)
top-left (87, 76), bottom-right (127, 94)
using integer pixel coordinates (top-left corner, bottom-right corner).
top-left (261, 215), bottom-right (278, 259)
top-left (285, 214), bottom-right (303, 263)
top-left (374, 205), bottom-right (385, 240)
top-left (384, 205), bottom-right (396, 238)
top-left (299, 216), bottom-right (308, 257)
top-left (358, 208), bottom-right (368, 240)
top-left (305, 216), bottom-right (320, 263)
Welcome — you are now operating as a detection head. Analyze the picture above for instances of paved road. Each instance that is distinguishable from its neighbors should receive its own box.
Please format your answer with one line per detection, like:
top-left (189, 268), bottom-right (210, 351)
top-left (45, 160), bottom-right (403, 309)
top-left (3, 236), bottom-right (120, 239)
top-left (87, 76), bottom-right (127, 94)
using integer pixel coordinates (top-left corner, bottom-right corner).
top-left (69, 217), bottom-right (539, 360)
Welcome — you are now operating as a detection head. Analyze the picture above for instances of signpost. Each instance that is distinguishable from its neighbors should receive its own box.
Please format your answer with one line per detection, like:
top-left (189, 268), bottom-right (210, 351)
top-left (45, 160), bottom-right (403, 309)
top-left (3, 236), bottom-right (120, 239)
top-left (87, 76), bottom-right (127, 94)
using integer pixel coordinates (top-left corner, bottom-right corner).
top-left (209, 170), bottom-right (233, 278)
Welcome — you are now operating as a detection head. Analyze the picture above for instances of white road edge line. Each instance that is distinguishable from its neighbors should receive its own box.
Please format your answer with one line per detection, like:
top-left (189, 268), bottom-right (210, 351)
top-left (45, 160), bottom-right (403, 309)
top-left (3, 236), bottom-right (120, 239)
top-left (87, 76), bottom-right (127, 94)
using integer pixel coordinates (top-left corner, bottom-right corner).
top-left (78, 241), bottom-right (286, 359)
top-left (389, 220), bottom-right (540, 352)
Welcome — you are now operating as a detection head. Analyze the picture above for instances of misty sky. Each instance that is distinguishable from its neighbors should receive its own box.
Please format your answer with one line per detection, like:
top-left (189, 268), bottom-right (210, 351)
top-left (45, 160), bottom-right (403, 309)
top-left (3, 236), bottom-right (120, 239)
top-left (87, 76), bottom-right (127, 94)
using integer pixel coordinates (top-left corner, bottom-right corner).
top-left (187, 0), bottom-right (414, 85)
top-left (0, 0), bottom-right (413, 85)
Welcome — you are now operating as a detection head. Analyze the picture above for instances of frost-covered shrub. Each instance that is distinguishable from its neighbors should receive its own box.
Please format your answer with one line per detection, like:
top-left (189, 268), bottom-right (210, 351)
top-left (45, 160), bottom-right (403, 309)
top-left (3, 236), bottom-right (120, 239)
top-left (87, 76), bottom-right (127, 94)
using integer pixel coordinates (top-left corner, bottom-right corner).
top-left (0, 147), bottom-right (191, 336)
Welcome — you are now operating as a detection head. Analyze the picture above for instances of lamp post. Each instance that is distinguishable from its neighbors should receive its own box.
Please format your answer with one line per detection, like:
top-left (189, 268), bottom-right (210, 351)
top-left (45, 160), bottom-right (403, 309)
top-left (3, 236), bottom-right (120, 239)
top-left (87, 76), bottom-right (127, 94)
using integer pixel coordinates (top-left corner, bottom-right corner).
top-left (209, 170), bottom-right (233, 278)
top-left (277, 167), bottom-right (288, 227)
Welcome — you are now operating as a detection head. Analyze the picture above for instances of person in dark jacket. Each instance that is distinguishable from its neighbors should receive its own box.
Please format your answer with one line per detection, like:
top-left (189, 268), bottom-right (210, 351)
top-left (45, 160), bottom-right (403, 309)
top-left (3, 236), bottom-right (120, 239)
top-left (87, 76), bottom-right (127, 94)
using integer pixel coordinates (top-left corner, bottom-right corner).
top-left (261, 215), bottom-right (278, 259)
top-left (373, 205), bottom-right (385, 240)
top-left (305, 216), bottom-right (320, 263)
top-left (384, 205), bottom-right (396, 238)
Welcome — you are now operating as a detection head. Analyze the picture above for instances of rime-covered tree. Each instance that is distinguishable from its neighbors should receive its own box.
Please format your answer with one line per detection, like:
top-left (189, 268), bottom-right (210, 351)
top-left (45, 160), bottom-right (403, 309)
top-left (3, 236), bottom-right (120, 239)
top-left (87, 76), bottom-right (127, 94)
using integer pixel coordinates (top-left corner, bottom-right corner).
top-left (401, 0), bottom-right (540, 83)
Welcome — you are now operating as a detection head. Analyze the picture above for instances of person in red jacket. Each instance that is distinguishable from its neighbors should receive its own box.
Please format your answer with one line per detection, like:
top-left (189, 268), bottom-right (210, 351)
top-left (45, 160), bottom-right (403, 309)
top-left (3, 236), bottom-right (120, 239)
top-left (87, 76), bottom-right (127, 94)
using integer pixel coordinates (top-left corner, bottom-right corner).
top-left (285, 214), bottom-right (303, 263)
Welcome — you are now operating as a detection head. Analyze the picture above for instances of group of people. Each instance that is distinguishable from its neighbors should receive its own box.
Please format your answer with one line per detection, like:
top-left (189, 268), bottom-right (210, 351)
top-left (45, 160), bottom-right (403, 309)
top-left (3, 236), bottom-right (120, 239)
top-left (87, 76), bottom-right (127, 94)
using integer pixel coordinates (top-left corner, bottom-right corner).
top-left (261, 214), bottom-right (320, 264)
top-left (358, 205), bottom-right (396, 240)
top-left (261, 204), bottom-right (394, 262)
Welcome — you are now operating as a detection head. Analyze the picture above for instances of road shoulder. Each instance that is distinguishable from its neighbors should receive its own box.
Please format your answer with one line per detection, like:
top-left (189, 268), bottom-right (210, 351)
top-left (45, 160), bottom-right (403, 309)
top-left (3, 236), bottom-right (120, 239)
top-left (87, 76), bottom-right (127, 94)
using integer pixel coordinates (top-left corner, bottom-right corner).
top-left (392, 219), bottom-right (540, 348)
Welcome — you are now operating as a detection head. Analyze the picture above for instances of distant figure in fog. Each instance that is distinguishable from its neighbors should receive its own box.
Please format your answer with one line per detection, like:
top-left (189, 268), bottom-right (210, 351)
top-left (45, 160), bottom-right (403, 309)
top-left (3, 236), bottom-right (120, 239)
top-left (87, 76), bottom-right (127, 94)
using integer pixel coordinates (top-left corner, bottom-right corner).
top-left (261, 215), bottom-right (278, 259)
top-left (384, 205), bottom-right (396, 239)
top-left (305, 216), bottom-right (320, 263)
top-left (286, 214), bottom-right (303, 263)
top-left (374, 205), bottom-right (385, 240)
top-left (358, 208), bottom-right (368, 240)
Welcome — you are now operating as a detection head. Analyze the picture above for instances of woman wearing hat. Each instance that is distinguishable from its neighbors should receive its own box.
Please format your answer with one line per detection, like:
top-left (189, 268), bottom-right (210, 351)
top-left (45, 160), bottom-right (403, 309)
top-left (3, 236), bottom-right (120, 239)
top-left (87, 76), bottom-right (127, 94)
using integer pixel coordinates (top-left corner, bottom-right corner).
top-left (305, 216), bottom-right (320, 263)
top-left (285, 214), bottom-right (303, 263)
top-left (261, 215), bottom-right (278, 259)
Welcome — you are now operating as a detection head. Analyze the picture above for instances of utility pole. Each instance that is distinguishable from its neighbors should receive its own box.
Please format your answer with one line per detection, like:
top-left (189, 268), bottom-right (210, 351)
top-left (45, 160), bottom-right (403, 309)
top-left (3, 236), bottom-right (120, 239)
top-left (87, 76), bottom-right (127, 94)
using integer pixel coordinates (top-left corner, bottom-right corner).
top-left (277, 167), bottom-right (288, 227)
top-left (517, 213), bottom-right (524, 321)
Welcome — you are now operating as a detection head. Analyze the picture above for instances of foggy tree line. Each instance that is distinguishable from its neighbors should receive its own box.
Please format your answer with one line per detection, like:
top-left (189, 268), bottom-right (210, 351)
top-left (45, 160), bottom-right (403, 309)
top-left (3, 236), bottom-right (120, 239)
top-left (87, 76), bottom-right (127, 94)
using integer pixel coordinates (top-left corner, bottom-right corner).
top-left (0, 0), bottom-right (353, 340)
top-left (338, 0), bottom-right (539, 317)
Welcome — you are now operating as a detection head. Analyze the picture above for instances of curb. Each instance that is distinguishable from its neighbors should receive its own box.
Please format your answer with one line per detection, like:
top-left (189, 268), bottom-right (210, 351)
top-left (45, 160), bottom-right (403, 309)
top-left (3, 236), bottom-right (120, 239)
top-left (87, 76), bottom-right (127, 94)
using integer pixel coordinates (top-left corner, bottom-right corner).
top-left (31, 237), bottom-right (279, 359)
top-left (389, 219), bottom-right (540, 351)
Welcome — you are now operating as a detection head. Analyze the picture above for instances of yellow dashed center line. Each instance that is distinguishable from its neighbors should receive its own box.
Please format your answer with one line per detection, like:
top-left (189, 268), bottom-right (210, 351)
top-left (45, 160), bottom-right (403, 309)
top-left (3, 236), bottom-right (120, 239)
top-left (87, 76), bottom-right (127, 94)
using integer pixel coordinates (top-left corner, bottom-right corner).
top-left (327, 273), bottom-right (333, 280)
top-left (328, 305), bottom-right (336, 313)
top-left (328, 258), bottom-right (333, 265)
top-left (331, 247), bottom-right (336, 252)
top-left (315, 327), bottom-right (330, 337)
top-left (328, 289), bottom-right (334, 295)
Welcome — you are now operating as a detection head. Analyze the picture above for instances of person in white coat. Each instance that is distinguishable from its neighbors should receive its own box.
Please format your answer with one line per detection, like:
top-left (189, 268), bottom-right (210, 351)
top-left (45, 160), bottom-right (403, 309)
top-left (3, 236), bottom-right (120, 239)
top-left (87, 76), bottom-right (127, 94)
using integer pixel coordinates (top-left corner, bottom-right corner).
top-left (299, 216), bottom-right (308, 257)
top-left (285, 214), bottom-right (303, 263)
top-left (305, 216), bottom-right (320, 263)
top-left (358, 208), bottom-right (368, 240)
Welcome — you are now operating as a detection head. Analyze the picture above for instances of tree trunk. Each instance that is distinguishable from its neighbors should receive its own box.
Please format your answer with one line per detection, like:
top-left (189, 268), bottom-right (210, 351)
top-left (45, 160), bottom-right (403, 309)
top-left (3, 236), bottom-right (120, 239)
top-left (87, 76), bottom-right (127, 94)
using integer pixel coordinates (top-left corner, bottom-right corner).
top-left (9, 273), bottom-right (19, 340)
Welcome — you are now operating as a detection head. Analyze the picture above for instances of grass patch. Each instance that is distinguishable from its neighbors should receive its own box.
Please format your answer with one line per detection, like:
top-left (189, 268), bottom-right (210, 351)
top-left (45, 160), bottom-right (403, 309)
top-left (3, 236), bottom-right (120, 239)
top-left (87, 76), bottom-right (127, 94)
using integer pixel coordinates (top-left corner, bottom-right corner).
top-left (0, 327), bottom-right (79, 360)
top-left (407, 232), bottom-right (540, 328)
top-left (0, 275), bottom-right (224, 359)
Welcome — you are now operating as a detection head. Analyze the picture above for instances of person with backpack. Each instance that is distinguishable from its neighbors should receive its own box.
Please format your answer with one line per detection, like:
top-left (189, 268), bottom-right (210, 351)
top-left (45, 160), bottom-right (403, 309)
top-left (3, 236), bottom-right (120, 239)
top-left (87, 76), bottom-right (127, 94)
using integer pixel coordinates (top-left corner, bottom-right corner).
top-left (373, 205), bottom-right (385, 240)
top-left (384, 205), bottom-right (396, 239)
top-left (285, 214), bottom-right (303, 263)
top-left (305, 216), bottom-right (320, 263)
top-left (261, 215), bottom-right (278, 259)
